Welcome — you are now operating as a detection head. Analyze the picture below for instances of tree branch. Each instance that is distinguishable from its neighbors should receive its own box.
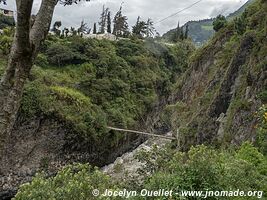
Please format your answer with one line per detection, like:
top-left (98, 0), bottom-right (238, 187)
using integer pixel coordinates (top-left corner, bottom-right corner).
top-left (0, 0), bottom-right (33, 88)
top-left (59, 0), bottom-right (90, 6)
top-left (30, 0), bottom-right (58, 55)
top-left (15, 0), bottom-right (33, 54)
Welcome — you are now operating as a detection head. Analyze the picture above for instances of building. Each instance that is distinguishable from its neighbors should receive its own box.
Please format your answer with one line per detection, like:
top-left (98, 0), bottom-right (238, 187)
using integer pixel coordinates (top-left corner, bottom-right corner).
top-left (83, 33), bottom-right (117, 41)
top-left (0, 8), bottom-right (14, 17)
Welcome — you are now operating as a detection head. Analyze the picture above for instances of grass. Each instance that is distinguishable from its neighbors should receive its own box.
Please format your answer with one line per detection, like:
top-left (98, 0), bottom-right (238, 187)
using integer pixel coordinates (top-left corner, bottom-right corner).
top-left (201, 25), bottom-right (214, 31)
top-left (0, 57), bottom-right (7, 75)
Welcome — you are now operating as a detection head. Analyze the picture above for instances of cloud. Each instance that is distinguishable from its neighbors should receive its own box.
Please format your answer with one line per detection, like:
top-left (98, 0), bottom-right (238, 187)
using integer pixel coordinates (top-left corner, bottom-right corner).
top-left (1, 0), bottom-right (248, 34)
top-left (209, 0), bottom-right (245, 17)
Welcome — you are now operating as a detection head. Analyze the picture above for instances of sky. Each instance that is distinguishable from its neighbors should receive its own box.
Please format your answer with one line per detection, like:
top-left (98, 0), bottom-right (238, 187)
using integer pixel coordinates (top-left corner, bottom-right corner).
top-left (1, 0), bottom-right (248, 34)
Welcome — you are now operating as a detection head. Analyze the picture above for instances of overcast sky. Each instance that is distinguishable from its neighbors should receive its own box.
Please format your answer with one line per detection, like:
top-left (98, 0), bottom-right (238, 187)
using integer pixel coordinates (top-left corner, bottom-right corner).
top-left (2, 0), bottom-right (248, 34)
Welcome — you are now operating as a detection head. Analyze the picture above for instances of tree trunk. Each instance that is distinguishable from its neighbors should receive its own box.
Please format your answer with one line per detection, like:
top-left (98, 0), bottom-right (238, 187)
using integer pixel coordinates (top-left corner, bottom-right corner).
top-left (0, 0), bottom-right (57, 163)
top-left (0, 0), bottom-right (33, 159)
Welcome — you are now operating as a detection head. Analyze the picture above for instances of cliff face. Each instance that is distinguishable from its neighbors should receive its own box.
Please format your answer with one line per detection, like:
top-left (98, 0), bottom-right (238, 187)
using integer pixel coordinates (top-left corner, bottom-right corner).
top-left (167, 0), bottom-right (267, 150)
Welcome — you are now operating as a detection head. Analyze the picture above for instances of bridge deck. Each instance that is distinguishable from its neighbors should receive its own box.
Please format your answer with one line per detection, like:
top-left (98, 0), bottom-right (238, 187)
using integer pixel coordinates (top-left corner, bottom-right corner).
top-left (107, 126), bottom-right (175, 140)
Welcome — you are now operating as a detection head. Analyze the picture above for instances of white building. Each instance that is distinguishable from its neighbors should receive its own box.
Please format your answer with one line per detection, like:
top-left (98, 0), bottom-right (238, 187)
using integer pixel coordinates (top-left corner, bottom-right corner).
top-left (83, 33), bottom-right (117, 41)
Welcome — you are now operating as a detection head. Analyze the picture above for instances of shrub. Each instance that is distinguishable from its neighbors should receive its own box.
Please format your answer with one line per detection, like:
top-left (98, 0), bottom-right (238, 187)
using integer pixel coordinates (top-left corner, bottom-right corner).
top-left (46, 43), bottom-right (87, 66)
top-left (234, 16), bottom-right (247, 35)
top-left (0, 14), bottom-right (15, 29)
top-left (35, 54), bottom-right (49, 67)
top-left (20, 83), bottom-right (45, 118)
top-left (256, 105), bottom-right (267, 155)
top-left (50, 86), bottom-right (91, 108)
top-left (141, 145), bottom-right (267, 199)
top-left (14, 164), bottom-right (120, 200)
top-left (0, 27), bottom-right (13, 55)
top-left (213, 15), bottom-right (227, 32)
top-left (258, 90), bottom-right (267, 103)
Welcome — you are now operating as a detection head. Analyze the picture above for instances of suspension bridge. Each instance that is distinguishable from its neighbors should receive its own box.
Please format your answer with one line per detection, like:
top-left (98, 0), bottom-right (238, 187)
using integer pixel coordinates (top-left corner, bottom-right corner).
top-left (107, 126), bottom-right (176, 140)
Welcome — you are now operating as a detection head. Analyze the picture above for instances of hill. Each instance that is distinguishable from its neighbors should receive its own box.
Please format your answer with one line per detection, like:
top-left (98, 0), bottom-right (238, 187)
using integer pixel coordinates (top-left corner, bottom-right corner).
top-left (162, 0), bottom-right (255, 45)
top-left (0, 0), bottom-right (266, 198)
top-left (0, 36), bottom-right (194, 198)
top-left (227, 0), bottom-right (255, 20)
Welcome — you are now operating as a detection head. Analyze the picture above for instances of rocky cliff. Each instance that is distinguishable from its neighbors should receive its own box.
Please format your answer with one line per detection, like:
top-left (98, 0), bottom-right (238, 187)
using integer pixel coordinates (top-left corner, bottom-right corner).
top-left (166, 0), bottom-right (266, 150)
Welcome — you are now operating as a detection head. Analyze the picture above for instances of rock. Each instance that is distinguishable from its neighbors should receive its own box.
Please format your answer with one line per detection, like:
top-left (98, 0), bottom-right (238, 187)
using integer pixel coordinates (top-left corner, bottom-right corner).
top-left (102, 135), bottom-right (171, 183)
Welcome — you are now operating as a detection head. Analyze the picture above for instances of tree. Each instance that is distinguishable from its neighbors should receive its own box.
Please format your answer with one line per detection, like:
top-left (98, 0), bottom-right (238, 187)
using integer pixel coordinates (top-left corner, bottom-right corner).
top-left (70, 26), bottom-right (77, 36)
top-left (77, 20), bottom-right (89, 36)
top-left (63, 27), bottom-right (70, 37)
top-left (213, 15), bottom-right (227, 32)
top-left (234, 15), bottom-right (246, 35)
top-left (99, 5), bottom-right (109, 34)
top-left (52, 21), bottom-right (62, 36)
top-left (93, 22), bottom-right (97, 34)
top-left (107, 11), bottom-right (112, 33)
top-left (180, 29), bottom-right (184, 40)
top-left (184, 24), bottom-right (189, 39)
top-left (113, 5), bottom-right (129, 37)
top-left (146, 18), bottom-right (156, 38)
top-left (132, 16), bottom-right (147, 38)
top-left (171, 22), bottom-right (183, 42)
top-left (0, 0), bottom-right (91, 165)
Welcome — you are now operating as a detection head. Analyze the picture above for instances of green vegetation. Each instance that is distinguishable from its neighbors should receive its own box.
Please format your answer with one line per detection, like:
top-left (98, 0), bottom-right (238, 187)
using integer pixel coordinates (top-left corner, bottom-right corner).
top-left (1, 0), bottom-right (266, 199)
top-left (213, 15), bottom-right (227, 32)
top-left (13, 143), bottom-right (267, 199)
top-left (0, 13), bottom-right (15, 29)
top-left (259, 90), bottom-right (267, 103)
top-left (168, 0), bottom-right (267, 148)
top-left (14, 164), bottom-right (117, 200)
top-left (0, 35), bottom-right (194, 144)
top-left (227, 0), bottom-right (255, 20)
top-left (162, 0), bottom-right (255, 45)
top-left (140, 143), bottom-right (267, 200)
top-left (256, 105), bottom-right (267, 155)
top-left (201, 25), bottom-right (213, 31)
top-left (162, 19), bottom-right (215, 45)
top-left (0, 27), bottom-right (13, 55)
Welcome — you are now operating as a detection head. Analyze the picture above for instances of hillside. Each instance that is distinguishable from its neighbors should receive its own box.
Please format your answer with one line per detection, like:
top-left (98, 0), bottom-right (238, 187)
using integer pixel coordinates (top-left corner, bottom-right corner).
top-left (167, 0), bottom-right (266, 149)
top-left (0, 0), bottom-right (266, 199)
top-left (162, 0), bottom-right (255, 45)
top-left (227, 0), bottom-right (255, 20)
top-left (0, 37), bottom-right (194, 198)
top-left (162, 18), bottom-right (214, 45)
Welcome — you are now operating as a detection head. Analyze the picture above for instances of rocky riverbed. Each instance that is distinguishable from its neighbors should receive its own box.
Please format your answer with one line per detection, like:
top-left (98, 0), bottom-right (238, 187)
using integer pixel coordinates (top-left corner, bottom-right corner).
top-left (102, 132), bottom-right (173, 183)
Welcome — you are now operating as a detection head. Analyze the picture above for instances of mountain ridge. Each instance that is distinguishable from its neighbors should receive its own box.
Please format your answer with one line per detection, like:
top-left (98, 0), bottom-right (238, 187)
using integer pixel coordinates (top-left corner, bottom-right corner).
top-left (162, 0), bottom-right (255, 45)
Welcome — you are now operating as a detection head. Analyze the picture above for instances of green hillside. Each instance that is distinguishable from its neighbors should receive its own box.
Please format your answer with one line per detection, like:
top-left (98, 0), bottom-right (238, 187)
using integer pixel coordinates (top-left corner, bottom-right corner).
top-left (0, 0), bottom-right (266, 199)
top-left (227, 0), bottom-right (255, 20)
top-left (0, 35), bottom-right (194, 167)
top-left (162, 0), bottom-right (255, 45)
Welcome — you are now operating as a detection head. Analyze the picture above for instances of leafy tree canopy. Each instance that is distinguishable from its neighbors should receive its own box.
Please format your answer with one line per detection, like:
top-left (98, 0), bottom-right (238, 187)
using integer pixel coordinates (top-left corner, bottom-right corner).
top-left (213, 14), bottom-right (227, 32)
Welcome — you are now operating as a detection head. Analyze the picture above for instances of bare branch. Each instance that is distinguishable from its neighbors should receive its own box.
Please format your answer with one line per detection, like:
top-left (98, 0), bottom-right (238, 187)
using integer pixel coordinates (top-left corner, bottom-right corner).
top-left (58, 0), bottom-right (90, 6)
